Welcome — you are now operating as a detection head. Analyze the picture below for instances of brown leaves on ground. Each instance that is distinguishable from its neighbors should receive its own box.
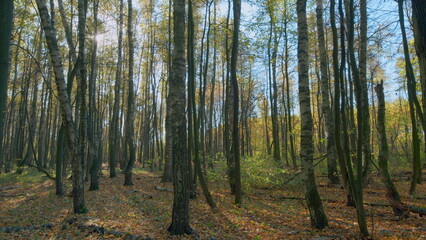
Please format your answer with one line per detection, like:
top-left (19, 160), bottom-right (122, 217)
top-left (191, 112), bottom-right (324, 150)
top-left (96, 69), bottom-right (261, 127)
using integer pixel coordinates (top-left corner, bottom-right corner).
top-left (0, 168), bottom-right (425, 240)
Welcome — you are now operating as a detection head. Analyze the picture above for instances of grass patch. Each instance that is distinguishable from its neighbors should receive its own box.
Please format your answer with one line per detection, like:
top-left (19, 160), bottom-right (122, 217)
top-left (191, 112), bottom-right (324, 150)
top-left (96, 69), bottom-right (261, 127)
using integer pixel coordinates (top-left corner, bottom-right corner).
top-left (0, 168), bottom-right (50, 185)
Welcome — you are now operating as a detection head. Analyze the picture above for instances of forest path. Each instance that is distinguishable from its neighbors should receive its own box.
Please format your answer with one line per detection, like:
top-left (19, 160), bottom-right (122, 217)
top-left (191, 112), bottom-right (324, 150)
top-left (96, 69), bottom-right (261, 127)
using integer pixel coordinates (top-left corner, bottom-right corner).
top-left (0, 167), bottom-right (425, 239)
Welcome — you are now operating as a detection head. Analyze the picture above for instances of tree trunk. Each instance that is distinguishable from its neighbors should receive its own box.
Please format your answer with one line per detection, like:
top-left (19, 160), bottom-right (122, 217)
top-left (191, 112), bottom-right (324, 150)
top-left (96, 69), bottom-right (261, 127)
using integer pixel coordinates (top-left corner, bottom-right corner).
top-left (77, 0), bottom-right (88, 184)
top-left (266, 2), bottom-right (280, 162)
top-left (109, 0), bottom-right (124, 178)
top-left (316, 0), bottom-right (339, 185)
top-left (167, 0), bottom-right (192, 234)
top-left (161, 0), bottom-right (173, 182)
top-left (231, 0), bottom-right (242, 205)
top-left (344, 0), bottom-right (369, 235)
top-left (35, 0), bottom-right (86, 214)
top-left (398, 0), bottom-right (422, 195)
top-left (89, 0), bottom-right (100, 191)
top-left (188, 0), bottom-right (216, 208)
top-left (0, 0), bottom-right (14, 173)
top-left (124, 0), bottom-right (136, 186)
top-left (374, 81), bottom-right (407, 216)
top-left (297, 0), bottom-right (328, 229)
top-left (412, 0), bottom-right (426, 178)
top-left (359, 0), bottom-right (372, 185)
top-left (283, 13), bottom-right (296, 166)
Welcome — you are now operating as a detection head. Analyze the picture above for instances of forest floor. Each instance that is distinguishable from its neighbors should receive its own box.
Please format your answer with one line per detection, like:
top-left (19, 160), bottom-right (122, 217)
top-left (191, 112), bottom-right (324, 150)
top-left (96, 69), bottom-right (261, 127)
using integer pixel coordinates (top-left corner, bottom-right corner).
top-left (0, 166), bottom-right (425, 240)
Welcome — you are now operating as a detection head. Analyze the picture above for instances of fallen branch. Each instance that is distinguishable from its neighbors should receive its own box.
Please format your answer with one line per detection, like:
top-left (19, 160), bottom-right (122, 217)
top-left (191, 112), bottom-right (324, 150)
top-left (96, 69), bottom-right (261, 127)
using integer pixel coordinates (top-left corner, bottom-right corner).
top-left (282, 155), bottom-right (328, 185)
top-left (61, 218), bottom-right (153, 239)
top-left (407, 205), bottom-right (426, 216)
top-left (278, 196), bottom-right (339, 203)
top-left (129, 190), bottom-right (153, 199)
top-left (27, 164), bottom-right (56, 180)
top-left (0, 224), bottom-right (53, 233)
top-left (154, 186), bottom-right (172, 192)
top-left (76, 223), bottom-right (153, 239)
top-left (364, 202), bottom-right (426, 216)
top-left (365, 202), bottom-right (390, 207)
top-left (0, 193), bottom-right (29, 198)
top-left (0, 185), bottom-right (21, 191)
top-left (278, 196), bottom-right (304, 200)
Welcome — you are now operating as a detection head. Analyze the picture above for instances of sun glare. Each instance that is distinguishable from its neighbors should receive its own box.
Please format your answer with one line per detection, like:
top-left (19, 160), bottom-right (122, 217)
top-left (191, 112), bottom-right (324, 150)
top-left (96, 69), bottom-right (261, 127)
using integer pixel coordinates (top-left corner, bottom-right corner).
top-left (94, 34), bottom-right (104, 43)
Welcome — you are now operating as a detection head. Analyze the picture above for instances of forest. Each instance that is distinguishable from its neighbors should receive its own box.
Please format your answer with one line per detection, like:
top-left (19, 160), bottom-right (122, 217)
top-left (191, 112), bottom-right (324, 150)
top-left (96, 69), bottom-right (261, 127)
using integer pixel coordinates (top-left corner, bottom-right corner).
top-left (0, 0), bottom-right (425, 239)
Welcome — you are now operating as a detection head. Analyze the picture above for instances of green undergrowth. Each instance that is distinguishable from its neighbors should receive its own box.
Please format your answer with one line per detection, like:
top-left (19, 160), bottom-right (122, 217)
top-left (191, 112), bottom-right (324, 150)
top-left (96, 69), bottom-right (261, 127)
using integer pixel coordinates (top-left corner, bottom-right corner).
top-left (207, 155), bottom-right (298, 193)
top-left (0, 168), bottom-right (50, 185)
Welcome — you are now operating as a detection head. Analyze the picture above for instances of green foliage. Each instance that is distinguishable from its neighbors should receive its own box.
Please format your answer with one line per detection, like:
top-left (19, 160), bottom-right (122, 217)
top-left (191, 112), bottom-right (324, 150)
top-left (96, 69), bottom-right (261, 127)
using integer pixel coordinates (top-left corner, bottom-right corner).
top-left (241, 156), bottom-right (288, 191)
top-left (0, 168), bottom-right (49, 185)
top-left (206, 153), bottom-right (228, 183)
top-left (207, 155), bottom-right (304, 192)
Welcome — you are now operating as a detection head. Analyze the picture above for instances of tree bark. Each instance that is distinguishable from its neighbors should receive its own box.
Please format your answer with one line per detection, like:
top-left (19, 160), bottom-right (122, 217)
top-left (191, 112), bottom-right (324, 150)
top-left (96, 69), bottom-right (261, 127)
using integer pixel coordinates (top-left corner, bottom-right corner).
top-left (167, 0), bottom-right (192, 234)
top-left (297, 0), bottom-right (328, 229)
top-left (77, 0), bottom-right (88, 183)
top-left (109, 0), bottom-right (124, 178)
top-left (412, 0), bottom-right (426, 181)
top-left (231, 0), bottom-right (242, 205)
top-left (398, 0), bottom-right (422, 195)
top-left (35, 0), bottom-right (86, 214)
top-left (344, 0), bottom-right (369, 235)
top-left (374, 81), bottom-right (407, 216)
top-left (162, 0), bottom-right (173, 183)
top-left (316, 0), bottom-right (339, 185)
top-left (188, 0), bottom-right (216, 209)
top-left (266, 1), bottom-right (280, 162)
top-left (0, 0), bottom-right (14, 173)
top-left (124, 0), bottom-right (136, 186)
top-left (359, 0), bottom-right (372, 185)
top-left (89, 0), bottom-right (100, 191)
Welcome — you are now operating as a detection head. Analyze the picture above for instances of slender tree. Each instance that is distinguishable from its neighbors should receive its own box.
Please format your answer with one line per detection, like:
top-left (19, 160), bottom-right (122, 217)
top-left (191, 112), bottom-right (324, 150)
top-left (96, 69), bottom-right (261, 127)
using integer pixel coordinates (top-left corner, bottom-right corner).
top-left (266, 0), bottom-right (280, 162)
top-left (167, 0), bottom-right (192, 233)
top-left (56, 0), bottom-right (77, 194)
top-left (77, 0), bottom-right (88, 184)
top-left (316, 0), bottom-right (339, 184)
top-left (35, 0), bottom-right (86, 213)
top-left (89, 0), bottom-right (100, 191)
top-left (0, 0), bottom-right (14, 173)
top-left (398, 0), bottom-right (422, 195)
top-left (162, 0), bottom-right (173, 183)
top-left (359, 0), bottom-right (372, 184)
top-left (375, 81), bottom-right (407, 216)
top-left (231, 0), bottom-right (242, 205)
top-left (124, 0), bottom-right (136, 186)
top-left (109, 0), bottom-right (124, 178)
top-left (345, 0), bottom-right (369, 235)
top-left (412, 0), bottom-right (426, 182)
top-left (297, 0), bottom-right (328, 229)
top-left (188, 0), bottom-right (216, 208)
